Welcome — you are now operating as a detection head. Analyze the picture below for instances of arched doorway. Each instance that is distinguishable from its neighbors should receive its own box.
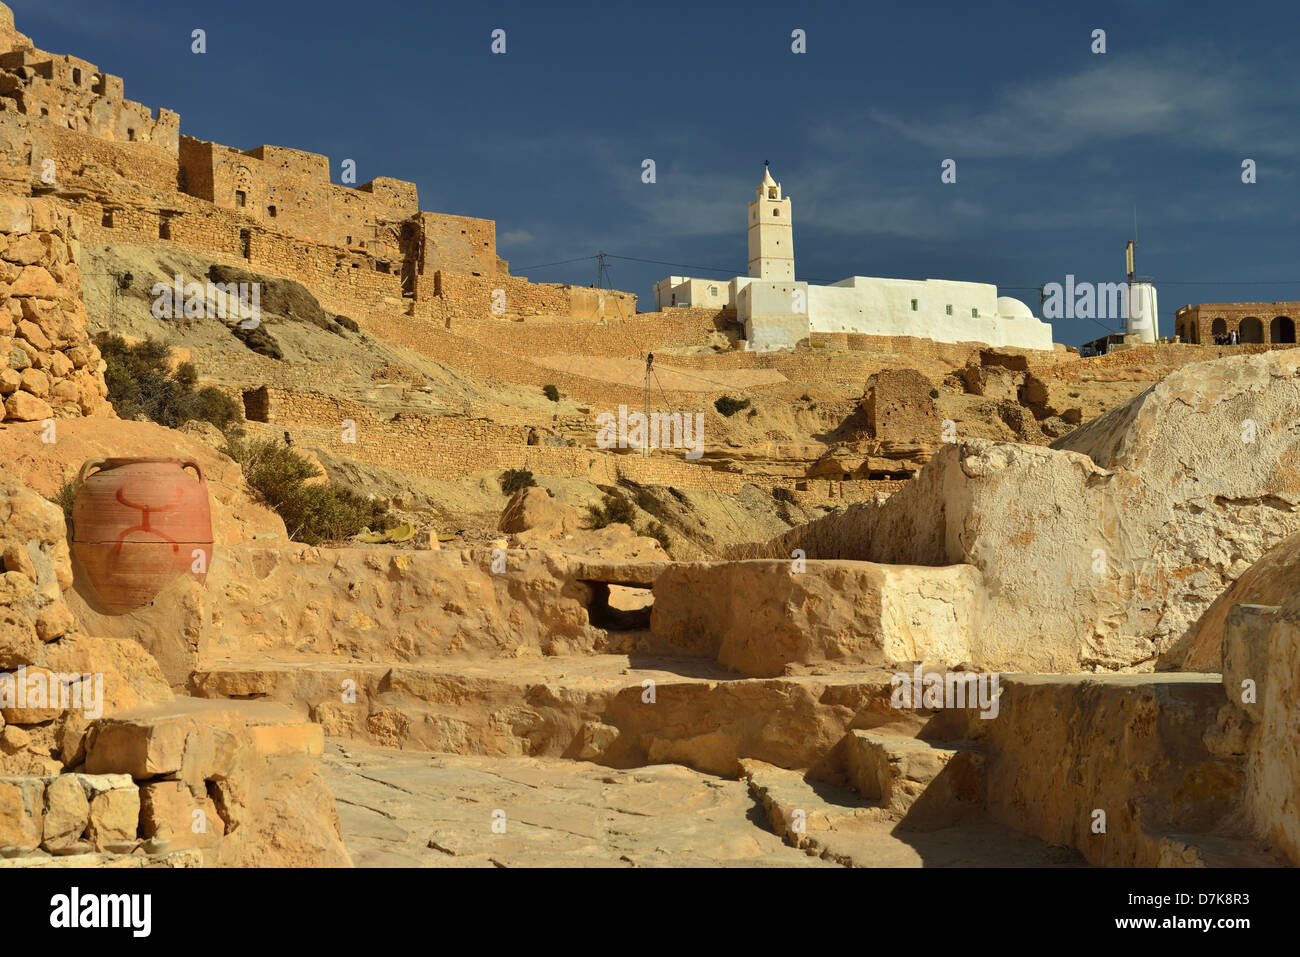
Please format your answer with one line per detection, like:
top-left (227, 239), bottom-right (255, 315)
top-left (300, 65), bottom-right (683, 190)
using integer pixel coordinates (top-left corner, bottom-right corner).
top-left (1271, 316), bottom-right (1296, 343)
top-left (1212, 318), bottom-right (1227, 342)
top-left (1239, 317), bottom-right (1264, 343)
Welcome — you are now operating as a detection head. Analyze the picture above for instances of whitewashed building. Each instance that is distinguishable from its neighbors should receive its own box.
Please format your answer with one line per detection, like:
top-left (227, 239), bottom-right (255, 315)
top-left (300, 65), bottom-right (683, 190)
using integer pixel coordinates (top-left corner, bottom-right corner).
top-left (654, 168), bottom-right (1056, 352)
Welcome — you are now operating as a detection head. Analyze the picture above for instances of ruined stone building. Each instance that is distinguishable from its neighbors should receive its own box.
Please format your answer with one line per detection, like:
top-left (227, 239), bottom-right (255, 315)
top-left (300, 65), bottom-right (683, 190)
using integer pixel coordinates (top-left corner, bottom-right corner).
top-left (0, 2), bottom-right (634, 323)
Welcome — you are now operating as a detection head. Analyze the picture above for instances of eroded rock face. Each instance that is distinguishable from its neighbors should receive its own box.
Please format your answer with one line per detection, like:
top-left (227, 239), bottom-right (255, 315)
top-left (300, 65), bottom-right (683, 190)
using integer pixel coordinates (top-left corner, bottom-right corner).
top-left (772, 351), bottom-right (1300, 671)
top-left (1181, 528), bottom-right (1300, 671)
top-left (1218, 598), bottom-right (1300, 865)
top-left (971, 674), bottom-right (1242, 866)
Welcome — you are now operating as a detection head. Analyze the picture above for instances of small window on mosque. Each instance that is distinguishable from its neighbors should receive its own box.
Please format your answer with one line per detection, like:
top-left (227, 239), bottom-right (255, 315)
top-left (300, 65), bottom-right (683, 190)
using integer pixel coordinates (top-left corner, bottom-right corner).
top-left (768, 188), bottom-right (777, 198)
top-left (910, 299), bottom-right (918, 311)
top-left (772, 209), bottom-right (780, 216)
top-left (971, 307), bottom-right (979, 318)
top-left (945, 304), bottom-right (953, 316)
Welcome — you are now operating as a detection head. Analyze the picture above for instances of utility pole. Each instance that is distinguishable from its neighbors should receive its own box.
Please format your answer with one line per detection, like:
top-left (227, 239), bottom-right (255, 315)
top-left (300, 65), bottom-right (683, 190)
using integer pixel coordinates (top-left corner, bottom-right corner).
top-left (643, 352), bottom-right (654, 457)
top-left (596, 250), bottom-right (611, 291)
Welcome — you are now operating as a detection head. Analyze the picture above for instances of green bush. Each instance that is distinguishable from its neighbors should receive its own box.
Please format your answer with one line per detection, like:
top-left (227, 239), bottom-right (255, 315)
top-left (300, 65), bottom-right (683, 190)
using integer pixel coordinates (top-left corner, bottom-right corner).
top-left (714, 395), bottom-right (751, 417)
top-left (587, 493), bottom-right (636, 529)
top-left (499, 469), bottom-right (537, 495)
top-left (96, 333), bottom-right (244, 434)
top-left (47, 476), bottom-right (78, 526)
top-left (222, 438), bottom-right (388, 545)
top-left (542, 384), bottom-right (560, 402)
top-left (640, 521), bottom-right (672, 551)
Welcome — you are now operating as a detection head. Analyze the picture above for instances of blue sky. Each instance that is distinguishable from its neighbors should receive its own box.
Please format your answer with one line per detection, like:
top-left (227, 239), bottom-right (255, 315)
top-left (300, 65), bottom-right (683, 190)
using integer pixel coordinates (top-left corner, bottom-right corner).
top-left (17, 0), bottom-right (1300, 345)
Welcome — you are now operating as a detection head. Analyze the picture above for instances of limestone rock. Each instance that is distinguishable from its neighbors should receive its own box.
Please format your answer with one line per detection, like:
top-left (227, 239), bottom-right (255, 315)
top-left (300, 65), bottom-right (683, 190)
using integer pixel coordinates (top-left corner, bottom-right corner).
top-left (86, 779), bottom-right (141, 851)
top-left (651, 559), bottom-right (981, 677)
top-left (140, 780), bottom-right (223, 852)
top-left (498, 485), bottom-right (574, 535)
top-left (41, 773), bottom-right (89, 851)
top-left (0, 776), bottom-right (43, 851)
top-left (3, 389), bottom-right (52, 421)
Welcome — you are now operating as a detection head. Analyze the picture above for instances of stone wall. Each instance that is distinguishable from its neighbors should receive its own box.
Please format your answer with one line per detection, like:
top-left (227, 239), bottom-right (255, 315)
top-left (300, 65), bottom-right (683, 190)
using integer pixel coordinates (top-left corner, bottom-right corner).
top-left (0, 195), bottom-right (110, 422)
top-left (866, 368), bottom-right (937, 445)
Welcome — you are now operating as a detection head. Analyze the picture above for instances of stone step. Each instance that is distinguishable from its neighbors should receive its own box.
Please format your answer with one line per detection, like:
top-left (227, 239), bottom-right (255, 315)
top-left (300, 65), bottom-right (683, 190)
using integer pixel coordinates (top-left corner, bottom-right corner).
top-left (190, 654), bottom-right (915, 776)
top-left (85, 696), bottom-right (323, 780)
top-left (836, 730), bottom-right (984, 829)
top-left (742, 759), bottom-right (1084, 867)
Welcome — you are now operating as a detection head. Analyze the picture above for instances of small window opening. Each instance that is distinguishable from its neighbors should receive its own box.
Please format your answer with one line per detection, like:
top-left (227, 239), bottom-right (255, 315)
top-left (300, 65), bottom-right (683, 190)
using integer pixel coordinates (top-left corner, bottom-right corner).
top-left (235, 190), bottom-right (246, 207)
top-left (910, 299), bottom-right (918, 311)
top-left (945, 304), bottom-right (953, 316)
top-left (268, 205), bottom-right (277, 217)
top-left (240, 229), bottom-right (251, 259)
top-left (102, 209), bottom-right (114, 228)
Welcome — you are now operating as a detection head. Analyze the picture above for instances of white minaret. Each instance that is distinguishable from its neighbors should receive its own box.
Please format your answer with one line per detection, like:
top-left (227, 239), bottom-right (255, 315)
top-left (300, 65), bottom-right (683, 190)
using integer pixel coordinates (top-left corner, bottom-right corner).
top-left (747, 166), bottom-right (794, 280)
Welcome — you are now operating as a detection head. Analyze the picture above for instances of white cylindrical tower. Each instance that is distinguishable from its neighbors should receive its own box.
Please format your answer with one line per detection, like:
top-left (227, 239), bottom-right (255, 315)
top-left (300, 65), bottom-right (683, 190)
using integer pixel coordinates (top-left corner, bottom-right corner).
top-left (1128, 281), bottom-right (1158, 343)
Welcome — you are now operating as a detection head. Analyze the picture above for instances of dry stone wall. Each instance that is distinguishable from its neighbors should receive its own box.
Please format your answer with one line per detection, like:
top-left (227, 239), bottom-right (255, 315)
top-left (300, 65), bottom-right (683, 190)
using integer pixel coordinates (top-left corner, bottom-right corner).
top-left (0, 195), bottom-right (110, 422)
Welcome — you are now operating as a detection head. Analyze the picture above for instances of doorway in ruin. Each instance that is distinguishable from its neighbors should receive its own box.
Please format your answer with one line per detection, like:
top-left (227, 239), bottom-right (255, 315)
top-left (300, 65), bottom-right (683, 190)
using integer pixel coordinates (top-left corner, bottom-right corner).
top-left (1271, 316), bottom-right (1296, 344)
top-left (582, 581), bottom-right (653, 632)
top-left (242, 386), bottom-right (270, 422)
top-left (1212, 318), bottom-right (1227, 341)
top-left (1239, 316), bottom-right (1265, 343)
top-left (396, 222), bottom-right (418, 299)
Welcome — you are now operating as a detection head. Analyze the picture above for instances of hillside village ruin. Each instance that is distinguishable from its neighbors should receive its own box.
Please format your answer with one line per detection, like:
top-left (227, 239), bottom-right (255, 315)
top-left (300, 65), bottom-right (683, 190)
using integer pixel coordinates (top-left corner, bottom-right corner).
top-left (0, 1), bottom-right (1298, 871)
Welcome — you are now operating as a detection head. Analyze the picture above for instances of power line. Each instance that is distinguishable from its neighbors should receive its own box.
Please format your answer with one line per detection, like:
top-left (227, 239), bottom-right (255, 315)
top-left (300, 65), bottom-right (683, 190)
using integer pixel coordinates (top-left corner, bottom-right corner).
top-left (512, 255), bottom-right (598, 271)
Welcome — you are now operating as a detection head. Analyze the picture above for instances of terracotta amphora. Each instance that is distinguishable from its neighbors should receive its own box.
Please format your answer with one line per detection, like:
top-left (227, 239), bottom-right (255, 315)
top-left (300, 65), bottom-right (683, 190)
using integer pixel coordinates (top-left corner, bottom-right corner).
top-left (71, 457), bottom-right (213, 612)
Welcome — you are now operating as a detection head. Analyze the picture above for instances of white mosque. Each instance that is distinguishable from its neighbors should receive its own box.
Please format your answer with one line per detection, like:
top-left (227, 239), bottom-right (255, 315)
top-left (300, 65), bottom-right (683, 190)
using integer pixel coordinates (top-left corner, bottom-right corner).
top-left (653, 167), bottom-right (1056, 352)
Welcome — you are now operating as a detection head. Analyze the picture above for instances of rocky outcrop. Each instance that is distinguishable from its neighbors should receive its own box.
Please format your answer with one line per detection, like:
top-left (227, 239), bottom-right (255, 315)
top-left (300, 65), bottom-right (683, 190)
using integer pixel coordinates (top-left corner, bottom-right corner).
top-left (769, 351), bottom-right (1300, 671)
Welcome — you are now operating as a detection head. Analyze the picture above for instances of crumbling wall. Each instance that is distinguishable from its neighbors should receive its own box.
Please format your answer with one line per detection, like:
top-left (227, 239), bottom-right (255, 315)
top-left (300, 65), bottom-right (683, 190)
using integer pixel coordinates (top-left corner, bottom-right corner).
top-left (865, 367), bottom-right (937, 445)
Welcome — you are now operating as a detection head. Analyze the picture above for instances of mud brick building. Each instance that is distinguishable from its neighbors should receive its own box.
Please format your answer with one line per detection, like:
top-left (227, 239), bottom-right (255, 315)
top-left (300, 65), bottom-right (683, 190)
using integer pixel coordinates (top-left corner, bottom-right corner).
top-left (0, 2), bottom-right (635, 325)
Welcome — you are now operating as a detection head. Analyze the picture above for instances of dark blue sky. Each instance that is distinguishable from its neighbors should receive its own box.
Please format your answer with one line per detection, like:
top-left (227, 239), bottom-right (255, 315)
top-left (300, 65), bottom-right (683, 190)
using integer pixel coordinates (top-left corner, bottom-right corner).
top-left (17, 0), bottom-right (1300, 345)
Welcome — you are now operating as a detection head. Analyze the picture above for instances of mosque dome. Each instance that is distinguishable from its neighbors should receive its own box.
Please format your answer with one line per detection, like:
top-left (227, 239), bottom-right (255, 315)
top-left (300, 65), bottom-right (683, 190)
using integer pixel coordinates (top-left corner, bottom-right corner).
top-left (996, 296), bottom-right (1034, 320)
